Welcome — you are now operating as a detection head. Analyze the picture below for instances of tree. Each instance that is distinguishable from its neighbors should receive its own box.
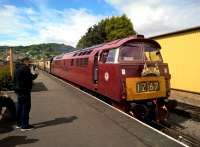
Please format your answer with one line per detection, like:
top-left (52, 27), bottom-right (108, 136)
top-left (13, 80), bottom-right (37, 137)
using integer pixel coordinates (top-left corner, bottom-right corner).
top-left (76, 15), bottom-right (136, 49)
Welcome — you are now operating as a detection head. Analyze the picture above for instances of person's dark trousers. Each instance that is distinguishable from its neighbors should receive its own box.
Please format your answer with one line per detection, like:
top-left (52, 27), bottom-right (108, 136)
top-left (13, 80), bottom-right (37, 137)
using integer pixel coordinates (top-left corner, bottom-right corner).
top-left (16, 91), bottom-right (31, 128)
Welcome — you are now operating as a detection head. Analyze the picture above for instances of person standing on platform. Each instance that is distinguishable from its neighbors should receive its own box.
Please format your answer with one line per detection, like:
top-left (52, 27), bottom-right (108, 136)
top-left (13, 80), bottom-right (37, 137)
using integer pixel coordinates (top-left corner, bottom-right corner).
top-left (14, 57), bottom-right (38, 131)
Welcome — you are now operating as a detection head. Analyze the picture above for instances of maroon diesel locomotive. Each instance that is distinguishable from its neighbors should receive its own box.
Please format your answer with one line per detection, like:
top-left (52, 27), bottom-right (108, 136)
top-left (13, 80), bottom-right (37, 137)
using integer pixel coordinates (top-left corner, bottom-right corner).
top-left (51, 35), bottom-right (171, 122)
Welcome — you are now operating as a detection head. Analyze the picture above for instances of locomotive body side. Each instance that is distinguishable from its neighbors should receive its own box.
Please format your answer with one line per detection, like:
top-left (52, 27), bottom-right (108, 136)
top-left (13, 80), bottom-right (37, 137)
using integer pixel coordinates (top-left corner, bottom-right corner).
top-left (51, 52), bottom-right (96, 90)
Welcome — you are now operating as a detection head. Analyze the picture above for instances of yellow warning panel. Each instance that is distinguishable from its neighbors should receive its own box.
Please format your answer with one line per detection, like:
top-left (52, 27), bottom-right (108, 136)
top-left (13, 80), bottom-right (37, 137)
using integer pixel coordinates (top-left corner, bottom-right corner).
top-left (126, 76), bottom-right (166, 101)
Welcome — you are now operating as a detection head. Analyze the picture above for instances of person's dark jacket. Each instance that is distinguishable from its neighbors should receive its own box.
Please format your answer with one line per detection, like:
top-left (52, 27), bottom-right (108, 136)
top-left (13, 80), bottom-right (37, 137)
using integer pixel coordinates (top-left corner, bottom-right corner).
top-left (14, 64), bottom-right (38, 93)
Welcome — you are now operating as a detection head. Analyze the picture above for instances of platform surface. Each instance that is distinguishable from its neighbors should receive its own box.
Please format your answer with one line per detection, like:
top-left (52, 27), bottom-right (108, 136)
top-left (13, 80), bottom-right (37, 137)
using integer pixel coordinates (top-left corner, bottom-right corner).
top-left (0, 72), bottom-right (186, 147)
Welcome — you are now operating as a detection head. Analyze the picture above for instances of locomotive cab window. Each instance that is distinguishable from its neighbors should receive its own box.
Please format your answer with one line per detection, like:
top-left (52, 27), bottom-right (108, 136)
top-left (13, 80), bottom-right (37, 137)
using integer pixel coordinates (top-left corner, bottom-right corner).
top-left (119, 45), bottom-right (143, 62)
top-left (143, 43), bottom-right (163, 62)
top-left (145, 51), bottom-right (162, 62)
top-left (119, 42), bottom-right (163, 62)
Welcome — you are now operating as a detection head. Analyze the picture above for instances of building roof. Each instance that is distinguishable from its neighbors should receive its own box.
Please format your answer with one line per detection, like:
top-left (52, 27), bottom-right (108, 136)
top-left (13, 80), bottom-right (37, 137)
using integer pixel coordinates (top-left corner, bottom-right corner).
top-left (149, 26), bottom-right (200, 39)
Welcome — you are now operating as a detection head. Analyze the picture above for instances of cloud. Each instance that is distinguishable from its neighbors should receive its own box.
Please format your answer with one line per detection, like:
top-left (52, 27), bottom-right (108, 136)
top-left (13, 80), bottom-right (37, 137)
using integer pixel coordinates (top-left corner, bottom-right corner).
top-left (0, 4), bottom-right (103, 46)
top-left (0, 5), bottom-right (31, 35)
top-left (38, 8), bottom-right (103, 46)
top-left (105, 0), bottom-right (200, 36)
top-left (1, 0), bottom-right (199, 46)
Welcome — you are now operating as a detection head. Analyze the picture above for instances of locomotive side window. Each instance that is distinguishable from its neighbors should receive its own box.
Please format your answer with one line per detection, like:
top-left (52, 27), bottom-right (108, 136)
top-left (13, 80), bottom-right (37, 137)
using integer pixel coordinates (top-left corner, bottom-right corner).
top-left (82, 58), bottom-right (88, 66)
top-left (100, 51), bottom-right (109, 63)
top-left (74, 58), bottom-right (88, 67)
top-left (106, 49), bottom-right (117, 63)
top-left (119, 45), bottom-right (143, 62)
top-left (76, 59), bottom-right (80, 66)
top-left (71, 59), bottom-right (74, 66)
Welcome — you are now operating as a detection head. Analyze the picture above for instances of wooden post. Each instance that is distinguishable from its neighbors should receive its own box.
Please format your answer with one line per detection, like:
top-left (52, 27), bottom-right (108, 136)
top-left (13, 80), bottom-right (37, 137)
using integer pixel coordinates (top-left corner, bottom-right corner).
top-left (9, 48), bottom-right (14, 78)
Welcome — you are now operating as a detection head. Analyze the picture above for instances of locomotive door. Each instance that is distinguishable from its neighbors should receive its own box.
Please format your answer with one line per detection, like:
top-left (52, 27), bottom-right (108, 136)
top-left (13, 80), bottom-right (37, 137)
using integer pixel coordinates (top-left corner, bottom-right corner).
top-left (93, 52), bottom-right (99, 84)
top-left (97, 49), bottom-right (122, 101)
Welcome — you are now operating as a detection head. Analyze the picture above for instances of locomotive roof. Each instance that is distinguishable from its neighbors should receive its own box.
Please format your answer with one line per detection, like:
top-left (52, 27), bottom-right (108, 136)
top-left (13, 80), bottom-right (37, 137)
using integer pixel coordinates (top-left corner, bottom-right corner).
top-left (94, 35), bottom-right (161, 51)
top-left (53, 35), bottom-right (161, 60)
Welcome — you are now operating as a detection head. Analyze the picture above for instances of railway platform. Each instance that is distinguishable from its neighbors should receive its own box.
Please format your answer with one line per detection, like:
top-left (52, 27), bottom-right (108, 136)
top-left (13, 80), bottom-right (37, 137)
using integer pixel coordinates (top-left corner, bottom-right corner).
top-left (0, 72), bottom-right (186, 147)
top-left (170, 90), bottom-right (200, 107)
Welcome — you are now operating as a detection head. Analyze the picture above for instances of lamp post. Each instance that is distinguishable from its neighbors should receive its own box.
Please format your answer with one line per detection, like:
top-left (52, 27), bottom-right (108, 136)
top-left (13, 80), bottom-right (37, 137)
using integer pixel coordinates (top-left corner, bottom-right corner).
top-left (7, 48), bottom-right (14, 78)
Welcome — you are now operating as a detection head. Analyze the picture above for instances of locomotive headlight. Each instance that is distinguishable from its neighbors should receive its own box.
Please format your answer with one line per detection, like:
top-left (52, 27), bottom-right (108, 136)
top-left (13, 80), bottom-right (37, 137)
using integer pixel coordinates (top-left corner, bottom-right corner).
top-left (163, 68), bottom-right (168, 74)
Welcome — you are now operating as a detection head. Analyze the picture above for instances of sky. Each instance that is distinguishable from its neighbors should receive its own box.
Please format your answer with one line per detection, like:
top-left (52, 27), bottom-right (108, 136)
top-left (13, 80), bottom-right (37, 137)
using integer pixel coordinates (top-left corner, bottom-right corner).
top-left (0, 0), bottom-right (200, 47)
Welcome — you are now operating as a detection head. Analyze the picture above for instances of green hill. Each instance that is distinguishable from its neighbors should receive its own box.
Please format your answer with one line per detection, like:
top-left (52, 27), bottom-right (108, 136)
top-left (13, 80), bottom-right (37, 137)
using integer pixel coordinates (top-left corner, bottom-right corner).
top-left (0, 43), bottom-right (77, 60)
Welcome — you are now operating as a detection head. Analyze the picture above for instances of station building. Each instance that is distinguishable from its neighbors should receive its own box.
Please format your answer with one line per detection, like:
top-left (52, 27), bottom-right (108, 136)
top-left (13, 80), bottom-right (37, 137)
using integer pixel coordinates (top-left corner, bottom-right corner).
top-left (150, 26), bottom-right (200, 93)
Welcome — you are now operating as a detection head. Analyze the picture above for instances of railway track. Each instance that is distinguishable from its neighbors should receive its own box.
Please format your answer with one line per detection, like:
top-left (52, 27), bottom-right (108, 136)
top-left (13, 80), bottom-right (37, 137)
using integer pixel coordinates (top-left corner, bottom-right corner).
top-left (44, 71), bottom-right (200, 147)
top-left (145, 101), bottom-right (200, 147)
top-left (170, 102), bottom-right (200, 122)
top-left (145, 119), bottom-right (200, 147)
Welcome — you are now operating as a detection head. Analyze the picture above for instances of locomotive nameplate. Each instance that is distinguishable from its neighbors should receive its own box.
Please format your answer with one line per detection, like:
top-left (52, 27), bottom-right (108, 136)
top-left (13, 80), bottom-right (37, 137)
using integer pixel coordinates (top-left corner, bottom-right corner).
top-left (136, 81), bottom-right (160, 93)
top-left (126, 76), bottom-right (166, 101)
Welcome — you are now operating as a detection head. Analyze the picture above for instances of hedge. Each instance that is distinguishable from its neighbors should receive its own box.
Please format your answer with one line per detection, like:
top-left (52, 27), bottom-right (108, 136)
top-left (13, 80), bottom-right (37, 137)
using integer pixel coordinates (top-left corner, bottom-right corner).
top-left (0, 65), bottom-right (13, 91)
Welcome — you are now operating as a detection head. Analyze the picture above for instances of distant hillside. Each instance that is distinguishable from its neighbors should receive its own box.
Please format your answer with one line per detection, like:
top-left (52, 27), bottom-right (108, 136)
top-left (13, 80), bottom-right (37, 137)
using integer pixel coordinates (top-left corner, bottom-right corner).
top-left (0, 43), bottom-right (77, 60)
